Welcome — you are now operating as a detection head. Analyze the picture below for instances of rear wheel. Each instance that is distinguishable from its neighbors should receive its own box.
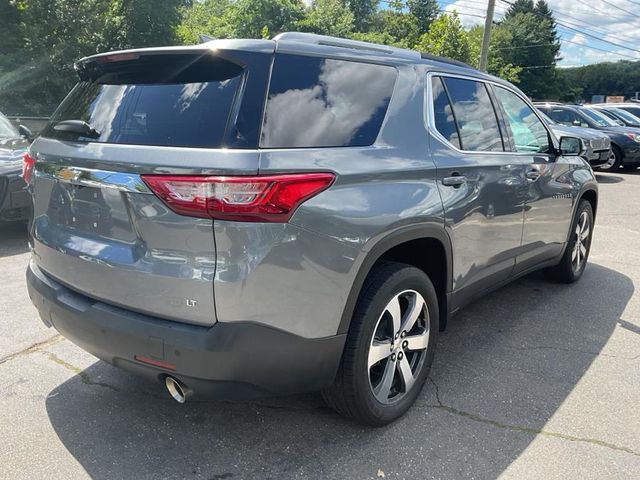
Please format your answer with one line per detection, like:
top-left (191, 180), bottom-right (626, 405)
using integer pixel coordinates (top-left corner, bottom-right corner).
top-left (322, 262), bottom-right (438, 426)
top-left (545, 200), bottom-right (594, 283)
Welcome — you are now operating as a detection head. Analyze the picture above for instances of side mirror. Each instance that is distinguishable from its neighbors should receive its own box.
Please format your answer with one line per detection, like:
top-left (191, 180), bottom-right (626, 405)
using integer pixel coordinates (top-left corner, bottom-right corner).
top-left (559, 136), bottom-right (585, 157)
top-left (18, 124), bottom-right (33, 140)
top-left (572, 119), bottom-right (582, 126)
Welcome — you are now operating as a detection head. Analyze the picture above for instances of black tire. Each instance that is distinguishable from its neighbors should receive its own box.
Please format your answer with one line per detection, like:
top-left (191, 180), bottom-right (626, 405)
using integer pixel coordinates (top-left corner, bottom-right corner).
top-left (544, 200), bottom-right (594, 283)
top-left (608, 145), bottom-right (623, 170)
top-left (322, 261), bottom-right (438, 426)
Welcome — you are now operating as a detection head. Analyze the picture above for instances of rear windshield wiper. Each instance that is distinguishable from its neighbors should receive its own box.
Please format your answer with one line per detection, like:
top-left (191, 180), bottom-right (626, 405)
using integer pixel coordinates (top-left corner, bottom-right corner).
top-left (53, 120), bottom-right (100, 138)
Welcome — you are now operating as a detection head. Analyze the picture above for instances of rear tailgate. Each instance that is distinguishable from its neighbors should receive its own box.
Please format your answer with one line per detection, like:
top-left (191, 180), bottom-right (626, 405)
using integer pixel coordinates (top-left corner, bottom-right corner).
top-left (29, 44), bottom-right (272, 326)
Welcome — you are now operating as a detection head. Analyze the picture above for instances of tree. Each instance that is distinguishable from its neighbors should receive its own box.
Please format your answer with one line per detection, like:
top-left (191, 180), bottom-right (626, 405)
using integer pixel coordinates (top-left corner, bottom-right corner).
top-left (407, 0), bottom-right (439, 35)
top-left (468, 24), bottom-right (522, 83)
top-left (370, 1), bottom-right (419, 48)
top-left (504, 0), bottom-right (535, 17)
top-left (175, 0), bottom-right (233, 44)
top-left (102, 0), bottom-right (184, 50)
top-left (497, 1), bottom-right (560, 98)
top-left (229, 0), bottom-right (305, 38)
top-left (298, 0), bottom-right (355, 37)
top-left (414, 12), bottom-right (472, 64)
top-left (344, 0), bottom-right (379, 31)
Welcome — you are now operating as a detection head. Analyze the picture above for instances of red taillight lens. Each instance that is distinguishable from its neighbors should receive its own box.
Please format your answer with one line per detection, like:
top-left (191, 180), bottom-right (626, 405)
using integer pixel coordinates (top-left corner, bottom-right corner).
top-left (22, 152), bottom-right (36, 184)
top-left (141, 173), bottom-right (335, 222)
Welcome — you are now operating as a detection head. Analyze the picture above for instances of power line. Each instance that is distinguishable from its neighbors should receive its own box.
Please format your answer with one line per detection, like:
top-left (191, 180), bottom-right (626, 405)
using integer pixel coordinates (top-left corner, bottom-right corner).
top-left (597, 0), bottom-right (640, 18)
top-left (499, 0), bottom-right (640, 56)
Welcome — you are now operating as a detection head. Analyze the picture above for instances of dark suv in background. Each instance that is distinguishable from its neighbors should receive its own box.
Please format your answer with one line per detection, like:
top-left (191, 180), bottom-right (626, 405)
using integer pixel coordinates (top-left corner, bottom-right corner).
top-left (536, 103), bottom-right (640, 171)
top-left (25, 33), bottom-right (597, 425)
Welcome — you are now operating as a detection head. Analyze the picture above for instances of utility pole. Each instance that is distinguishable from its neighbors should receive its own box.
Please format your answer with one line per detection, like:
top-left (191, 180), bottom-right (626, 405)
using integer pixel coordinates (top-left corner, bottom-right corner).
top-left (479, 0), bottom-right (496, 72)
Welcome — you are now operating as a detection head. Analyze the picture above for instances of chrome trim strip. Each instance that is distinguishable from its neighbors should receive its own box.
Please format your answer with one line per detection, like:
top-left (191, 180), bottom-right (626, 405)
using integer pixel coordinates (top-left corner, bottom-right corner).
top-left (34, 164), bottom-right (152, 194)
top-left (424, 71), bottom-right (556, 157)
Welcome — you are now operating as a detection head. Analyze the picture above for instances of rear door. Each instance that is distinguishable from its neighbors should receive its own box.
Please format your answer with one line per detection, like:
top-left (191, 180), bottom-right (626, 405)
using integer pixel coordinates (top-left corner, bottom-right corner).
top-left (491, 85), bottom-right (574, 273)
top-left (29, 47), bottom-right (272, 326)
top-left (428, 74), bottom-right (528, 305)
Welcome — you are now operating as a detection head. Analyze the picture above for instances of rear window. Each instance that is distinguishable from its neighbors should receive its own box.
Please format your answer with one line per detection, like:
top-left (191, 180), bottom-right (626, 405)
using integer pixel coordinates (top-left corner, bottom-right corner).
top-left (261, 54), bottom-right (397, 148)
top-left (42, 53), bottom-right (269, 149)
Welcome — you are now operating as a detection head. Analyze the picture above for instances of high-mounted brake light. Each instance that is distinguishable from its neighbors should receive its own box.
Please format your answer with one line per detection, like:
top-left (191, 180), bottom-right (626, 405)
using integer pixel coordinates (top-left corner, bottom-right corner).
top-left (22, 152), bottom-right (36, 184)
top-left (141, 173), bottom-right (335, 222)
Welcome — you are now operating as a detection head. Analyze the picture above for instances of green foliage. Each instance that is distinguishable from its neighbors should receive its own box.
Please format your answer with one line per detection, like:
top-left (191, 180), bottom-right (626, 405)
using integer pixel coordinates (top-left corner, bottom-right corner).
top-left (468, 25), bottom-right (522, 83)
top-left (3, 0), bottom-right (635, 115)
top-left (175, 0), bottom-right (233, 44)
top-left (496, 1), bottom-right (560, 99)
top-left (344, 0), bottom-right (379, 31)
top-left (298, 0), bottom-right (354, 37)
top-left (415, 12), bottom-right (472, 64)
top-left (229, 0), bottom-right (305, 38)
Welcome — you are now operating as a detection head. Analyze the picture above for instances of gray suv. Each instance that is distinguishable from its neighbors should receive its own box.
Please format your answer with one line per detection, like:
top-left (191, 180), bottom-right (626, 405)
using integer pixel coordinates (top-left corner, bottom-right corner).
top-left (25, 33), bottom-right (597, 426)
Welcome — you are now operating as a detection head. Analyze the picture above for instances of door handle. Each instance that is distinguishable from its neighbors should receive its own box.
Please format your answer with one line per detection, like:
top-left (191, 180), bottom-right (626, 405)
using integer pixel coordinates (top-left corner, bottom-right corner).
top-left (526, 170), bottom-right (541, 181)
top-left (442, 175), bottom-right (467, 187)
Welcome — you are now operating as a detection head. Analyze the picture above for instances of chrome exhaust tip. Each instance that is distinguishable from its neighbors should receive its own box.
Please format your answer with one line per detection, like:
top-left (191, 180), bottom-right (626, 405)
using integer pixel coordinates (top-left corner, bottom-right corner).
top-left (165, 376), bottom-right (191, 404)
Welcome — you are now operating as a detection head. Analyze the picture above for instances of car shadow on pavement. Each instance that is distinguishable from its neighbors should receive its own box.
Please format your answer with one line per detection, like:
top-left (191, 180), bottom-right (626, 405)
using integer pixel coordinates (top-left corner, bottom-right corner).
top-left (595, 174), bottom-right (624, 184)
top-left (0, 222), bottom-right (28, 257)
top-left (45, 263), bottom-right (633, 480)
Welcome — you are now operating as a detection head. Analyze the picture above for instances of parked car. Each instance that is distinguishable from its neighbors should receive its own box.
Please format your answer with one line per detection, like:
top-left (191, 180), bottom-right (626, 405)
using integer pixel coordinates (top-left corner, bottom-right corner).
top-left (536, 109), bottom-right (611, 168)
top-left (589, 105), bottom-right (640, 128)
top-left (592, 102), bottom-right (640, 120)
top-left (535, 103), bottom-right (640, 171)
top-left (25, 33), bottom-right (598, 426)
top-left (0, 111), bottom-right (32, 223)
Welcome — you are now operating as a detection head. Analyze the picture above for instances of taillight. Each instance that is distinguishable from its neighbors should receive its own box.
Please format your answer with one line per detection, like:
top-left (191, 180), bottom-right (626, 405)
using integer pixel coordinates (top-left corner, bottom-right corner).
top-left (22, 152), bottom-right (36, 184)
top-left (141, 173), bottom-right (335, 222)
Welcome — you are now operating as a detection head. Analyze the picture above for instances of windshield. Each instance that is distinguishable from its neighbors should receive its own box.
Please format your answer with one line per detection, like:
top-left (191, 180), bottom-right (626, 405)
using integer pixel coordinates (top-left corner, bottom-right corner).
top-left (0, 113), bottom-right (19, 139)
top-left (609, 107), bottom-right (640, 125)
top-left (580, 107), bottom-right (619, 127)
top-left (537, 110), bottom-right (556, 124)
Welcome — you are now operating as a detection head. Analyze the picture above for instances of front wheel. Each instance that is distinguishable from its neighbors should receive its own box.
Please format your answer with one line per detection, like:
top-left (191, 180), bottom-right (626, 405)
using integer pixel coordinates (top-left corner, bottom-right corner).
top-left (322, 262), bottom-right (438, 426)
top-left (545, 200), bottom-right (594, 283)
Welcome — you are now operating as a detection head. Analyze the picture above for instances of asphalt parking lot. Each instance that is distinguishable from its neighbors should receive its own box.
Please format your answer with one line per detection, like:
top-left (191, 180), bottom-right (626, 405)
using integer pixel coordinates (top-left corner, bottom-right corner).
top-left (1, 170), bottom-right (639, 480)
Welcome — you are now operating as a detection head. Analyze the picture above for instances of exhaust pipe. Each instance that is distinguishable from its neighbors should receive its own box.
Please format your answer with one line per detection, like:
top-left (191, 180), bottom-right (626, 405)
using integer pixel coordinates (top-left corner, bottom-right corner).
top-left (165, 376), bottom-right (192, 403)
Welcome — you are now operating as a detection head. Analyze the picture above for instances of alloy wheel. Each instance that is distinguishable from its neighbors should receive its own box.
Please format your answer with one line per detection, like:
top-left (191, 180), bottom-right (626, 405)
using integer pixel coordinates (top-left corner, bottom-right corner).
top-left (368, 290), bottom-right (430, 404)
top-left (600, 151), bottom-right (617, 170)
top-left (571, 211), bottom-right (590, 272)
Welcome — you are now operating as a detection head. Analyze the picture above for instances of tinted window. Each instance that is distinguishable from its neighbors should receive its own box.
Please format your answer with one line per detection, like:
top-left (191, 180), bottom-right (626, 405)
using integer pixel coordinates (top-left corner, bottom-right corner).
top-left (579, 107), bottom-right (617, 127)
top-left (545, 108), bottom-right (586, 127)
top-left (620, 106), bottom-right (640, 118)
top-left (431, 77), bottom-right (461, 148)
top-left (261, 54), bottom-right (397, 148)
top-left (41, 53), bottom-right (267, 149)
top-left (494, 87), bottom-right (550, 153)
top-left (441, 77), bottom-right (504, 152)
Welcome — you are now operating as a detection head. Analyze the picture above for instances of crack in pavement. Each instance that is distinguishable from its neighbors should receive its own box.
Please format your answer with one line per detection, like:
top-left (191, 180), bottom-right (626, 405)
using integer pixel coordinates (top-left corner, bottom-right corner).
top-left (43, 351), bottom-right (120, 392)
top-left (424, 377), bottom-right (640, 458)
top-left (516, 344), bottom-right (640, 361)
top-left (0, 335), bottom-right (63, 365)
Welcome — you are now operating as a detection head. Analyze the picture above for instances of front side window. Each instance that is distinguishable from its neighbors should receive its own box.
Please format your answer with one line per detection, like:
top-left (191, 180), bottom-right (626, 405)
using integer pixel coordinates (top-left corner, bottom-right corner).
top-left (494, 87), bottom-right (550, 153)
top-left (261, 54), bottom-right (397, 148)
top-left (438, 77), bottom-right (504, 152)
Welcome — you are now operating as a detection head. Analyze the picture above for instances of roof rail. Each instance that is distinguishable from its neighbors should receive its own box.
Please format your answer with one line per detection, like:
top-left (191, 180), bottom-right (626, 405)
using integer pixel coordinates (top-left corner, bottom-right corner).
top-left (272, 32), bottom-right (421, 60)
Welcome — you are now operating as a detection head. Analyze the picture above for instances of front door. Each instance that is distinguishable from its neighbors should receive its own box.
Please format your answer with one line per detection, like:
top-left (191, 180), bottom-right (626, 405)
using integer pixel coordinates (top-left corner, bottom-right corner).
top-left (490, 85), bottom-right (575, 273)
top-left (428, 74), bottom-right (528, 306)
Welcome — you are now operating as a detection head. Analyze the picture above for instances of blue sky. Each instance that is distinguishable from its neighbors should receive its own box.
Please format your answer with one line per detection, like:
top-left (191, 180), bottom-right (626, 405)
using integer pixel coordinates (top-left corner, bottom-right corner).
top-left (439, 0), bottom-right (640, 66)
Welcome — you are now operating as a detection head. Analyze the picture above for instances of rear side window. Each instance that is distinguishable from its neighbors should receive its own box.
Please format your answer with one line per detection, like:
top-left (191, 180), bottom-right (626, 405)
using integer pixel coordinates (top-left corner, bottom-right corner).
top-left (431, 77), bottom-right (461, 149)
top-left (42, 53), bottom-right (269, 149)
top-left (261, 54), bottom-right (397, 148)
top-left (435, 76), bottom-right (504, 152)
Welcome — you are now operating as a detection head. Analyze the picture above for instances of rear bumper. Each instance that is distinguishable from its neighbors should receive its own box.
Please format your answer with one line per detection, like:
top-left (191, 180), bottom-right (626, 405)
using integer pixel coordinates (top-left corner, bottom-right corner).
top-left (27, 261), bottom-right (345, 399)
